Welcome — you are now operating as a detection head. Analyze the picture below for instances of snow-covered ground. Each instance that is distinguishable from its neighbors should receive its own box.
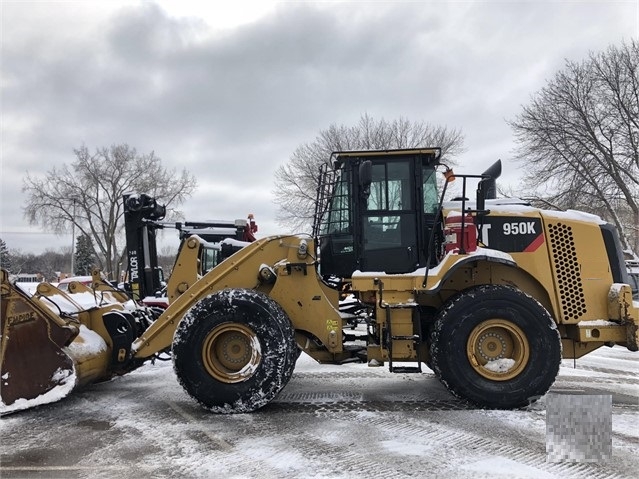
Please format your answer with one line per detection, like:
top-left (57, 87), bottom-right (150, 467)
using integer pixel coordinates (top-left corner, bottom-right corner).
top-left (1, 346), bottom-right (637, 479)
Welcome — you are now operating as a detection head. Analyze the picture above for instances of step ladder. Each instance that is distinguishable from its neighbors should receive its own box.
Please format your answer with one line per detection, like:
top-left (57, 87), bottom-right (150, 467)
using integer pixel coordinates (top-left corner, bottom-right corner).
top-left (376, 283), bottom-right (423, 374)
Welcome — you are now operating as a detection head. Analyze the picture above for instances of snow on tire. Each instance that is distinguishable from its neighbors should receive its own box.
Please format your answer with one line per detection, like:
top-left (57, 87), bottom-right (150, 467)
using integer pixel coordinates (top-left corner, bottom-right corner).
top-left (430, 284), bottom-right (561, 409)
top-left (172, 288), bottom-right (297, 413)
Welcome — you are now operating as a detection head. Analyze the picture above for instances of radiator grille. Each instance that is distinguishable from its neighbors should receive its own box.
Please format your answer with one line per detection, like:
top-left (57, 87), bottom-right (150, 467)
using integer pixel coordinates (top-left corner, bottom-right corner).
top-left (548, 223), bottom-right (587, 321)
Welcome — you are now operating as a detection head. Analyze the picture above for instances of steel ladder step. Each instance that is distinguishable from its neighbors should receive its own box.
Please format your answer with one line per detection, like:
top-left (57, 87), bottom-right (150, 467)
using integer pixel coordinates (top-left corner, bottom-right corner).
top-left (391, 335), bottom-right (420, 341)
top-left (390, 366), bottom-right (422, 373)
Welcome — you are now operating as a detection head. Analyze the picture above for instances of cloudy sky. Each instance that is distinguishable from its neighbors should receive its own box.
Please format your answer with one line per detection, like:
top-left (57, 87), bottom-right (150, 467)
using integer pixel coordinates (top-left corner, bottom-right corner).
top-left (1, 0), bottom-right (637, 254)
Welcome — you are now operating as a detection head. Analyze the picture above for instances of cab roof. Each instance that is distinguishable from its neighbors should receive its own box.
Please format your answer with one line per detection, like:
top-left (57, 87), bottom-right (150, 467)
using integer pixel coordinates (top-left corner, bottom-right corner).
top-left (330, 148), bottom-right (441, 168)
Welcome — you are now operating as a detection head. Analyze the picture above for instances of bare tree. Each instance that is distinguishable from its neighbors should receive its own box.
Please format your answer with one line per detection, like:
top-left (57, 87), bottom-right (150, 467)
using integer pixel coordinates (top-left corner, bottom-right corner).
top-left (6, 248), bottom-right (68, 281)
top-left (38, 250), bottom-right (69, 282)
top-left (509, 40), bottom-right (639, 250)
top-left (273, 114), bottom-right (465, 231)
top-left (3, 246), bottom-right (78, 281)
top-left (24, 144), bottom-right (197, 279)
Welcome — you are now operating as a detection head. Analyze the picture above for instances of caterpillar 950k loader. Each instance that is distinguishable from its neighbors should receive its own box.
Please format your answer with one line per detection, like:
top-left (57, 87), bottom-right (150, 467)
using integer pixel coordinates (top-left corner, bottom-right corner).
top-left (2, 148), bottom-right (638, 414)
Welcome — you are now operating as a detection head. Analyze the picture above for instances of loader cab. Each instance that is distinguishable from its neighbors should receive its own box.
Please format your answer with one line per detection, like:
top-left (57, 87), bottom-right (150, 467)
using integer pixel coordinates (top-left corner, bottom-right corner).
top-left (198, 242), bottom-right (238, 274)
top-left (181, 222), bottom-right (252, 274)
top-left (315, 148), bottom-right (442, 278)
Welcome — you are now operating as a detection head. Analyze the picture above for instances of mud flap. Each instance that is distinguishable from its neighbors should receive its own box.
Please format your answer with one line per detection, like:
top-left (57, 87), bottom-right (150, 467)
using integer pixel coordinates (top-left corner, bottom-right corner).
top-left (1, 291), bottom-right (79, 410)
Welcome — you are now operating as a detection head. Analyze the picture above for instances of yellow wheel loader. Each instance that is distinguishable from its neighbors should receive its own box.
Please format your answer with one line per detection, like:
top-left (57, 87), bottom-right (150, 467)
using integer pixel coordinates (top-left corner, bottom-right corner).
top-left (121, 192), bottom-right (258, 306)
top-left (2, 148), bottom-right (638, 414)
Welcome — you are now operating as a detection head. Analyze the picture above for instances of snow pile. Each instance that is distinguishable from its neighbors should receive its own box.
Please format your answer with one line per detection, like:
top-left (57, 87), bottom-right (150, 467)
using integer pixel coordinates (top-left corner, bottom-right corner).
top-left (353, 247), bottom-right (514, 281)
top-left (577, 319), bottom-right (619, 327)
top-left (64, 325), bottom-right (108, 358)
top-left (484, 358), bottom-right (516, 373)
top-left (38, 292), bottom-right (100, 314)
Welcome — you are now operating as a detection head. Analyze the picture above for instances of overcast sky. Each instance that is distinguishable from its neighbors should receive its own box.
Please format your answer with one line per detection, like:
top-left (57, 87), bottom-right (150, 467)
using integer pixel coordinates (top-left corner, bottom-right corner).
top-left (1, 0), bottom-right (637, 254)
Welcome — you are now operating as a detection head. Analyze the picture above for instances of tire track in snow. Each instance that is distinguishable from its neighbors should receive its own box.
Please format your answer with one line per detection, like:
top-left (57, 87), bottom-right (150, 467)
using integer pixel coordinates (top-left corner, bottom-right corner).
top-left (563, 365), bottom-right (639, 378)
top-left (291, 370), bottom-right (411, 380)
top-left (159, 401), bottom-right (302, 479)
top-left (164, 400), bottom-right (233, 451)
top-left (282, 436), bottom-right (408, 478)
top-left (160, 399), bottom-right (454, 478)
top-left (268, 398), bottom-right (473, 412)
top-left (350, 413), bottom-right (627, 479)
top-left (162, 391), bottom-right (635, 479)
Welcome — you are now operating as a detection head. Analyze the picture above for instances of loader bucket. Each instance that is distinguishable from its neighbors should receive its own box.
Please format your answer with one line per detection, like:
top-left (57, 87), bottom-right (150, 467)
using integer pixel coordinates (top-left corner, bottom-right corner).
top-left (1, 270), bottom-right (79, 413)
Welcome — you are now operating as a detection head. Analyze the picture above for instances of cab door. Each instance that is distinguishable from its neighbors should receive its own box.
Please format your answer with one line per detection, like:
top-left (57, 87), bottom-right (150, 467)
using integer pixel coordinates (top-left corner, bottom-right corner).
top-left (360, 159), bottom-right (419, 273)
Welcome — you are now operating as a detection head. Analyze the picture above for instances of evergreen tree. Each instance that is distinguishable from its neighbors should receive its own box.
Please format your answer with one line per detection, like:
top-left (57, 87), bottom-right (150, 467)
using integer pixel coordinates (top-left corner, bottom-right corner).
top-left (0, 238), bottom-right (12, 272)
top-left (74, 234), bottom-right (95, 275)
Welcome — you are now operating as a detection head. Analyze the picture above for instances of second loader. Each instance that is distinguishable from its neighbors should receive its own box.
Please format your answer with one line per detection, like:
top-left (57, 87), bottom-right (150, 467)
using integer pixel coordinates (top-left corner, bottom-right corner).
top-left (121, 192), bottom-right (258, 306)
top-left (2, 148), bottom-right (638, 414)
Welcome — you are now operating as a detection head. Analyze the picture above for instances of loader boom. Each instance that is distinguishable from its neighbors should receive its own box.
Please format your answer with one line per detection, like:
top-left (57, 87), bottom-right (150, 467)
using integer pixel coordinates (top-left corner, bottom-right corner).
top-left (133, 235), bottom-right (344, 362)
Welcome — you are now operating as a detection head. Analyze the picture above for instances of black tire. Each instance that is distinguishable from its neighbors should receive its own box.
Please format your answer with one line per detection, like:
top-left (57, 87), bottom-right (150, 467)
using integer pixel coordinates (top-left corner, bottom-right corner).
top-left (172, 289), bottom-right (297, 413)
top-left (418, 306), bottom-right (438, 371)
top-left (430, 284), bottom-right (561, 409)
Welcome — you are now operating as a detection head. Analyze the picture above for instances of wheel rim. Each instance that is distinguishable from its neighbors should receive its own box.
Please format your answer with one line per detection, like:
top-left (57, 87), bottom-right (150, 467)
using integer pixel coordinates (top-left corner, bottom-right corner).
top-left (201, 323), bottom-right (262, 383)
top-left (466, 319), bottom-right (530, 381)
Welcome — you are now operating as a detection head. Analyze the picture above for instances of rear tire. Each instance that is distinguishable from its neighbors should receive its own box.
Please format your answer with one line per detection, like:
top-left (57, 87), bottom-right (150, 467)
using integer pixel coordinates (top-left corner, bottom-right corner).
top-left (430, 285), bottom-right (561, 408)
top-left (172, 289), bottom-right (297, 413)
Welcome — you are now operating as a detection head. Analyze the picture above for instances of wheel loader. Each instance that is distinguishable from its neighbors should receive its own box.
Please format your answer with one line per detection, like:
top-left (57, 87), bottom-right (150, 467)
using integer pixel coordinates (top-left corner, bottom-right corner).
top-left (121, 192), bottom-right (258, 306)
top-left (2, 148), bottom-right (638, 415)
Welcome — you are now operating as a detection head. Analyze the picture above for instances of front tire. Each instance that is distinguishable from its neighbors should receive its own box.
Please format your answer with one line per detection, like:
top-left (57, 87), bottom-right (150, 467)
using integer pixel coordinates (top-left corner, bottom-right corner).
top-left (430, 285), bottom-right (561, 408)
top-left (172, 289), bottom-right (297, 413)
